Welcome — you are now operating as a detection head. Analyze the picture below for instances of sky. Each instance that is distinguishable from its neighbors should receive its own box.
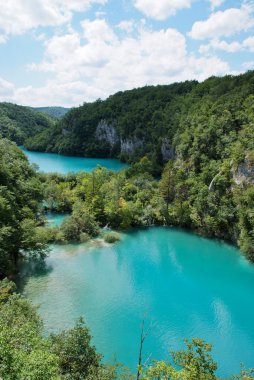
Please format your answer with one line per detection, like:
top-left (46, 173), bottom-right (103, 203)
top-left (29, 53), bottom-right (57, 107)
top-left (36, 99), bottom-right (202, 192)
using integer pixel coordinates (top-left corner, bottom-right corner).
top-left (0, 0), bottom-right (253, 107)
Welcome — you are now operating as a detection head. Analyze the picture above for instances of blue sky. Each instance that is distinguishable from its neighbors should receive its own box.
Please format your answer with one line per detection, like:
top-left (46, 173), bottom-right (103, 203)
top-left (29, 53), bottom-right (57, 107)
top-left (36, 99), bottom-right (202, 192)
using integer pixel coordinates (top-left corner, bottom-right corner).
top-left (0, 0), bottom-right (253, 107)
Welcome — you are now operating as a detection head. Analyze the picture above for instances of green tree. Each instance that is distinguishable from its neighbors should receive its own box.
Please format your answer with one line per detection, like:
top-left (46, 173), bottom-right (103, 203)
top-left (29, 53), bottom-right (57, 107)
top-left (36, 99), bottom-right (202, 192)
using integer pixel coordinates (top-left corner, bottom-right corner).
top-left (142, 338), bottom-right (219, 380)
top-left (0, 280), bottom-right (60, 380)
top-left (0, 139), bottom-right (47, 277)
top-left (50, 318), bottom-right (101, 380)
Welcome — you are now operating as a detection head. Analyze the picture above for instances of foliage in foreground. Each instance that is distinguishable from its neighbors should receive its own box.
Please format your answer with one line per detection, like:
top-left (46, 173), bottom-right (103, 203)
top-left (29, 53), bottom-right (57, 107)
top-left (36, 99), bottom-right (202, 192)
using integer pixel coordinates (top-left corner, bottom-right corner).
top-left (0, 139), bottom-right (48, 278)
top-left (0, 280), bottom-right (105, 380)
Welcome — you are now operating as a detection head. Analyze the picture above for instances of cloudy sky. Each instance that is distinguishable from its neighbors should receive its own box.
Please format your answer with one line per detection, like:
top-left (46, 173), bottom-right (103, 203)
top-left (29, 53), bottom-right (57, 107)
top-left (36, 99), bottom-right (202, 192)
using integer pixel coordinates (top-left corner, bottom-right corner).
top-left (0, 0), bottom-right (252, 106)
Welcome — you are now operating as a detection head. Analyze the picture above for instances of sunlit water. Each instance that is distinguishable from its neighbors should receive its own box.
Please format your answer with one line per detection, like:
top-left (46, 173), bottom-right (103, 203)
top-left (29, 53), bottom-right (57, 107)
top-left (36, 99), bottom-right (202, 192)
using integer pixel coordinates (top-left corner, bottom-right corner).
top-left (20, 227), bottom-right (254, 377)
top-left (21, 147), bottom-right (128, 173)
top-left (45, 212), bottom-right (68, 227)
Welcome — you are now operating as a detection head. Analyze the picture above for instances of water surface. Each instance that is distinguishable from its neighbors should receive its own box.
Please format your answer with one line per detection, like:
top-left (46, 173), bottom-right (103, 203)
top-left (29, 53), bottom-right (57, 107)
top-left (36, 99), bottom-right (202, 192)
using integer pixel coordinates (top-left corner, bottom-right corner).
top-left (20, 227), bottom-right (254, 376)
top-left (45, 212), bottom-right (68, 227)
top-left (21, 147), bottom-right (127, 173)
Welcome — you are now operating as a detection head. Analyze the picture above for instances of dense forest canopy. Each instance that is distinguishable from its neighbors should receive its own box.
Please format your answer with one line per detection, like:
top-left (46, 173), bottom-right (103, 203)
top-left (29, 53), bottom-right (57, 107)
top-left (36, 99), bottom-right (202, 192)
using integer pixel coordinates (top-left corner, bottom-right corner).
top-left (0, 102), bottom-right (54, 145)
top-left (24, 79), bottom-right (199, 162)
top-left (0, 139), bottom-right (48, 278)
top-left (24, 71), bottom-right (254, 170)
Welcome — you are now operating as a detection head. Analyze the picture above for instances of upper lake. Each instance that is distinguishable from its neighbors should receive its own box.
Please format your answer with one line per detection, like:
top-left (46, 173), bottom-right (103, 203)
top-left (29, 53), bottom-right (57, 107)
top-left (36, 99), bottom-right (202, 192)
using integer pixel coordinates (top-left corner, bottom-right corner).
top-left (21, 147), bottom-right (128, 173)
top-left (20, 227), bottom-right (254, 377)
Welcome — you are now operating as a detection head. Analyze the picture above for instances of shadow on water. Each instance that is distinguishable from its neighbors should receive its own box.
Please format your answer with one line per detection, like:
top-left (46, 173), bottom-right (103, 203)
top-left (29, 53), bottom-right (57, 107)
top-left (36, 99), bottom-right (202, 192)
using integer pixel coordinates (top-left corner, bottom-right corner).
top-left (16, 258), bottom-right (53, 293)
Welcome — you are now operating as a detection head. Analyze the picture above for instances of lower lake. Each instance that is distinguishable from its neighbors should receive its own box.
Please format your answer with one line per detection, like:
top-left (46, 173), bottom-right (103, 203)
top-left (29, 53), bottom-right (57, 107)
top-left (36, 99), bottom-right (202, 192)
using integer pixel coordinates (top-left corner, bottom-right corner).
top-left (20, 227), bottom-right (254, 377)
top-left (21, 147), bottom-right (128, 173)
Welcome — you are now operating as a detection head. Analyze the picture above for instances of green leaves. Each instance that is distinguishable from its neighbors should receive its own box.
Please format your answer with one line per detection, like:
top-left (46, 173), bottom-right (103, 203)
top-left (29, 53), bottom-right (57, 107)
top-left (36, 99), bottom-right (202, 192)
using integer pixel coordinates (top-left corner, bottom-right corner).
top-left (142, 338), bottom-right (219, 380)
top-left (0, 139), bottom-right (45, 277)
top-left (0, 291), bottom-right (60, 380)
top-left (50, 318), bottom-right (101, 380)
top-left (0, 102), bottom-right (54, 146)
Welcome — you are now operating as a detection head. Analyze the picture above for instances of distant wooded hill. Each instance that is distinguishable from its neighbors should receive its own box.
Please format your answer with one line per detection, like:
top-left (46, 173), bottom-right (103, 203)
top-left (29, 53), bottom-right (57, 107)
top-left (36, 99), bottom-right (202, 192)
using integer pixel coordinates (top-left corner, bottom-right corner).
top-left (24, 71), bottom-right (254, 171)
top-left (34, 106), bottom-right (70, 119)
top-left (0, 102), bottom-right (54, 145)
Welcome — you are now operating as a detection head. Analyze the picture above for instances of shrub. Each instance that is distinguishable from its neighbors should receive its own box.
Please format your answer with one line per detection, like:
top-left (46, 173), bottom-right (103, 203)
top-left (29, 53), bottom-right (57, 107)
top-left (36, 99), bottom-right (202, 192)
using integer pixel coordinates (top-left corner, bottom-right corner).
top-left (103, 232), bottom-right (121, 244)
top-left (80, 232), bottom-right (91, 243)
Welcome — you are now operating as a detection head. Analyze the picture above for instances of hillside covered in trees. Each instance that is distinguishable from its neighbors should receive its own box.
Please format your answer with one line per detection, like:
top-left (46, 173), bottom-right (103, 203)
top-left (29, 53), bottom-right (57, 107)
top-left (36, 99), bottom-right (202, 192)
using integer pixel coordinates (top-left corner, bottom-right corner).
top-left (34, 106), bottom-right (70, 119)
top-left (25, 71), bottom-right (254, 170)
top-left (22, 71), bottom-right (254, 260)
top-left (0, 102), bottom-right (54, 145)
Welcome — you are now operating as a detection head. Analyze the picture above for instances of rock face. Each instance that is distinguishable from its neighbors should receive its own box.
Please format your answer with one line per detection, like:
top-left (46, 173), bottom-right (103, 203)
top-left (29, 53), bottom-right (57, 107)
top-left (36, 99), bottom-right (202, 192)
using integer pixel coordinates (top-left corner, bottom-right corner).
top-left (234, 157), bottom-right (254, 185)
top-left (161, 138), bottom-right (175, 161)
top-left (95, 119), bottom-right (144, 156)
top-left (95, 120), bottom-right (119, 148)
top-left (120, 138), bottom-right (143, 155)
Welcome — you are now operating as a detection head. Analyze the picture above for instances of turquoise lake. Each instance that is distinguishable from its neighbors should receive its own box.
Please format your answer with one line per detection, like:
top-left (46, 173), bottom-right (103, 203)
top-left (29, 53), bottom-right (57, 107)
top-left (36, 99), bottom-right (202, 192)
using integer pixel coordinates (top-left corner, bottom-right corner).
top-left (20, 227), bottom-right (254, 377)
top-left (21, 147), bottom-right (128, 173)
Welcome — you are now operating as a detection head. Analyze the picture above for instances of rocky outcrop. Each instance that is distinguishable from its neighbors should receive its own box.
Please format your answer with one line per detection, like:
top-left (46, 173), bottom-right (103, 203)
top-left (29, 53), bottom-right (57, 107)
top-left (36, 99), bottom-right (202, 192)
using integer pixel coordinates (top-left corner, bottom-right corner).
top-left (120, 138), bottom-right (143, 155)
top-left (233, 156), bottom-right (254, 185)
top-left (95, 120), bottom-right (119, 148)
top-left (161, 138), bottom-right (175, 161)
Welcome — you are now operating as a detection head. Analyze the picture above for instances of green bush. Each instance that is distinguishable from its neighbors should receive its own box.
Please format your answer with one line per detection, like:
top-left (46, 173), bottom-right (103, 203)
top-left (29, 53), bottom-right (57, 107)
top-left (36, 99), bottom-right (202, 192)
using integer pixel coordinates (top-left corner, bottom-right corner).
top-left (104, 232), bottom-right (121, 244)
top-left (80, 232), bottom-right (91, 242)
top-left (61, 205), bottom-right (100, 242)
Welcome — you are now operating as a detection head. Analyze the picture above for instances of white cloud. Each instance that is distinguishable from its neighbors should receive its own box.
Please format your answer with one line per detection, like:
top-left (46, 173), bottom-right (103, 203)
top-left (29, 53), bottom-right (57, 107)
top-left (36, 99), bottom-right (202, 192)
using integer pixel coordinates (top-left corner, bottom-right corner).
top-left (199, 39), bottom-right (242, 53)
top-left (189, 3), bottom-right (254, 40)
top-left (242, 60), bottom-right (254, 70)
top-left (186, 54), bottom-right (230, 80)
top-left (35, 33), bottom-right (47, 42)
top-left (95, 11), bottom-right (106, 18)
top-left (0, 0), bottom-right (107, 35)
top-left (117, 20), bottom-right (134, 33)
top-left (243, 35), bottom-right (254, 51)
top-left (210, 0), bottom-right (225, 11)
top-left (0, 77), bottom-right (15, 97)
top-left (82, 18), bottom-right (117, 43)
top-left (133, 0), bottom-right (193, 20)
top-left (0, 35), bottom-right (7, 44)
top-left (199, 35), bottom-right (254, 54)
top-left (16, 19), bottom-right (231, 106)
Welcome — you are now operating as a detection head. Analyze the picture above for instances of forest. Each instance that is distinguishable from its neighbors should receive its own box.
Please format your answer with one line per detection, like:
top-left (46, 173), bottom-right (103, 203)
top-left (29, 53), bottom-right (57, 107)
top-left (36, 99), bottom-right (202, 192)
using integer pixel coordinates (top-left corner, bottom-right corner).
top-left (0, 103), bottom-right (54, 145)
top-left (34, 107), bottom-right (70, 119)
top-left (1, 71), bottom-right (254, 378)
top-left (1, 72), bottom-right (254, 259)
top-left (24, 71), bottom-right (254, 172)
